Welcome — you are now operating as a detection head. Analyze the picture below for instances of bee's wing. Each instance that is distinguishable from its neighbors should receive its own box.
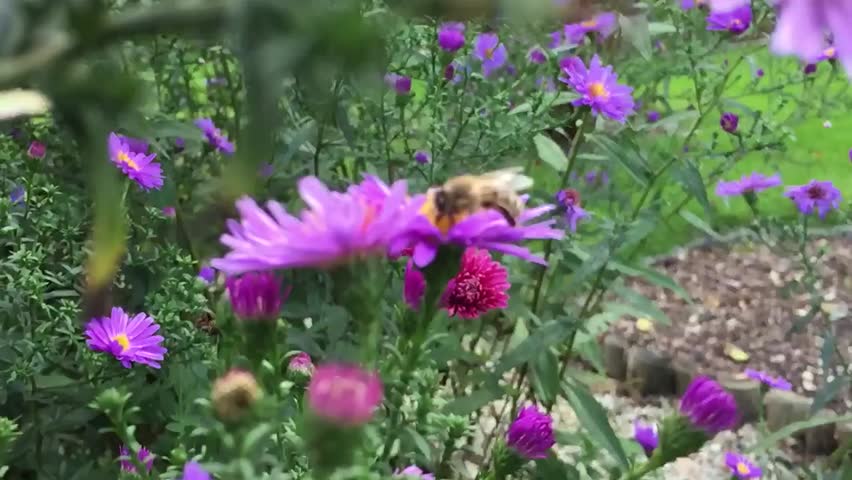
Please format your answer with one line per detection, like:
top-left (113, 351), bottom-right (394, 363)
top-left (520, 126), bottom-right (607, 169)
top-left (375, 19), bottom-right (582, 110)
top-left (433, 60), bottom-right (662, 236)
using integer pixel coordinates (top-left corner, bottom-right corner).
top-left (481, 167), bottom-right (533, 192)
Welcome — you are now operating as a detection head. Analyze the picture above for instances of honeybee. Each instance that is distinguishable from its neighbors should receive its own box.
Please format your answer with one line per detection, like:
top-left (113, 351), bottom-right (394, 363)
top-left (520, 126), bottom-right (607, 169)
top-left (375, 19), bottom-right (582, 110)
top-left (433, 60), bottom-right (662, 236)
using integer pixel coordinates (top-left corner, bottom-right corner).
top-left (427, 167), bottom-right (533, 228)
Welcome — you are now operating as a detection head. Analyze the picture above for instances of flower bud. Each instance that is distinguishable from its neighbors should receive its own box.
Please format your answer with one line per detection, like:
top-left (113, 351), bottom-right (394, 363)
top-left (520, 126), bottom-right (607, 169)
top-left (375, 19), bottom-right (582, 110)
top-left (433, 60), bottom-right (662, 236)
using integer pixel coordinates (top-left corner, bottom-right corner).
top-left (211, 369), bottom-right (262, 423)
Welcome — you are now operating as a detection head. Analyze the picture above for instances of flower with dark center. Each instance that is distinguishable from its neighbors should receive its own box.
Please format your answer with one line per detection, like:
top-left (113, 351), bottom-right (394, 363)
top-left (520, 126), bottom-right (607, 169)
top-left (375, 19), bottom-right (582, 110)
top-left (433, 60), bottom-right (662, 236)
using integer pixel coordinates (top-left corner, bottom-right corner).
top-left (441, 248), bottom-right (509, 319)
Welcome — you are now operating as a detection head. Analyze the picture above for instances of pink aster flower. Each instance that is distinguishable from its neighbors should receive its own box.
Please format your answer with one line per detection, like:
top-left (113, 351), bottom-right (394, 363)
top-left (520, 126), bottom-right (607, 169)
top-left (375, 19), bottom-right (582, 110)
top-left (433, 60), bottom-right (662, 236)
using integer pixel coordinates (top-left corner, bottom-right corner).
top-left (715, 173), bottom-right (782, 197)
top-left (212, 176), bottom-right (423, 274)
top-left (119, 445), bottom-right (154, 473)
top-left (506, 406), bottom-right (555, 459)
top-left (27, 140), bottom-right (45, 159)
top-left (784, 180), bottom-right (841, 218)
top-left (288, 352), bottom-right (315, 376)
top-left (85, 307), bottom-right (167, 369)
top-left (744, 368), bottom-right (792, 390)
top-left (564, 12), bottom-right (617, 44)
top-left (395, 465), bottom-right (435, 479)
top-left (307, 363), bottom-right (383, 426)
top-left (555, 188), bottom-right (589, 232)
top-left (225, 271), bottom-right (288, 321)
top-left (725, 452), bottom-right (762, 479)
top-left (195, 118), bottom-right (235, 155)
top-left (441, 248), bottom-right (509, 319)
top-left (182, 461), bottom-right (211, 480)
top-left (108, 132), bottom-right (163, 190)
top-left (473, 33), bottom-right (508, 77)
top-left (438, 22), bottom-right (465, 52)
top-left (403, 259), bottom-right (426, 310)
top-left (633, 420), bottom-right (659, 456)
top-left (706, 4), bottom-right (751, 34)
top-left (558, 55), bottom-right (635, 123)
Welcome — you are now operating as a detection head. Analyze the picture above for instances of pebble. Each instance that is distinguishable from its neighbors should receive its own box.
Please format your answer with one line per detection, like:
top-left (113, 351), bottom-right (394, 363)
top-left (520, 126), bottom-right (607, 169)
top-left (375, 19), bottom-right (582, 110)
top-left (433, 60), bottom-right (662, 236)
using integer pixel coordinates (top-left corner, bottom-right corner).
top-left (770, 354), bottom-right (786, 363)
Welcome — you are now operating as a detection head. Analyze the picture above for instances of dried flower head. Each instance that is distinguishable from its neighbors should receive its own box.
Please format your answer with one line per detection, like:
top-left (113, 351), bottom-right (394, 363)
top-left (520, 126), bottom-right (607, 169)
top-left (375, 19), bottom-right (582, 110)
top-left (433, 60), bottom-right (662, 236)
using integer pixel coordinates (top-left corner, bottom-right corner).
top-left (211, 369), bottom-right (262, 422)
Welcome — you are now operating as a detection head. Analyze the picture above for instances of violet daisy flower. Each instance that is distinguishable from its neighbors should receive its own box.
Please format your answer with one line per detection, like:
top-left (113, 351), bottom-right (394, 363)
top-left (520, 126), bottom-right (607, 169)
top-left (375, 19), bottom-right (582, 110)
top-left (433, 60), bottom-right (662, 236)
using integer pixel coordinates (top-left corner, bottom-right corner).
top-left (441, 248), bottom-right (509, 319)
top-left (564, 12), bottom-right (617, 43)
top-left (506, 406), bottom-right (555, 459)
top-left (307, 363), bottom-right (383, 426)
top-left (679, 376), bottom-right (738, 434)
top-left (9, 184), bottom-right (25, 205)
top-left (404, 259), bottom-right (426, 311)
top-left (555, 188), bottom-right (589, 232)
top-left (212, 176), bottom-right (423, 274)
top-left (27, 140), bottom-right (45, 159)
top-left (182, 461), bottom-right (211, 480)
top-left (715, 173), bottom-right (782, 197)
top-left (385, 73), bottom-right (412, 95)
top-left (195, 118), bottom-right (235, 155)
top-left (559, 55), bottom-right (636, 123)
top-left (414, 150), bottom-right (431, 165)
top-left (225, 272), bottom-right (288, 321)
top-left (85, 307), bottom-right (167, 369)
top-left (473, 33), bottom-right (508, 77)
top-left (725, 452), bottom-right (762, 479)
top-left (784, 180), bottom-right (842, 218)
top-left (633, 420), bottom-right (659, 456)
top-left (288, 352), bottom-right (315, 377)
top-left (818, 45), bottom-right (838, 62)
top-left (528, 47), bottom-right (547, 64)
top-left (706, 4), bottom-right (751, 34)
top-left (394, 465), bottom-right (435, 480)
top-left (107, 133), bottom-right (163, 190)
top-left (119, 445), bottom-right (154, 473)
top-left (744, 368), bottom-right (792, 390)
top-left (720, 112), bottom-right (739, 133)
top-left (438, 22), bottom-right (465, 52)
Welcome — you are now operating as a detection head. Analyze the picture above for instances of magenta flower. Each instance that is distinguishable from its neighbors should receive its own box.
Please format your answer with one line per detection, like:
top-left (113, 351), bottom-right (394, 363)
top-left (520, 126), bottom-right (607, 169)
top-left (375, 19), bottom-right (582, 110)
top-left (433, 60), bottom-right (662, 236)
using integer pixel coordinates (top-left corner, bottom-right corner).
top-left (195, 118), bottom-right (235, 155)
top-left (715, 173), bottom-right (782, 197)
top-left (725, 452), bottom-right (762, 478)
top-left (765, 0), bottom-right (852, 76)
top-left (555, 189), bottom-right (589, 232)
top-left (182, 461), bottom-right (211, 480)
top-left (162, 206), bottom-right (176, 217)
top-left (720, 112), bottom-right (739, 133)
top-left (108, 133), bottom-right (163, 190)
top-left (558, 55), bottom-right (636, 123)
top-left (564, 12), bottom-right (617, 43)
top-left (784, 180), bottom-right (842, 218)
top-left (288, 352), bottom-right (315, 376)
top-left (198, 265), bottom-right (216, 284)
top-left (403, 259), bottom-right (426, 311)
top-left (679, 376), bottom-right (738, 434)
top-left (119, 445), bottom-right (154, 473)
top-left (394, 466), bottom-right (435, 480)
top-left (633, 420), bottom-right (659, 456)
top-left (212, 176), bottom-right (423, 274)
top-left (27, 140), bottom-right (45, 159)
top-left (385, 73), bottom-right (412, 95)
top-left (307, 363), bottom-right (383, 426)
top-left (473, 33), bottom-right (508, 77)
top-left (441, 248), bottom-right (509, 319)
top-left (528, 47), bottom-right (547, 64)
top-left (744, 368), bottom-right (792, 390)
top-left (506, 406), bottom-right (555, 459)
top-left (414, 150), bottom-right (431, 165)
top-left (85, 307), bottom-right (167, 369)
top-left (706, 4), bottom-right (751, 34)
top-left (438, 22), bottom-right (465, 52)
top-left (225, 272), bottom-right (288, 321)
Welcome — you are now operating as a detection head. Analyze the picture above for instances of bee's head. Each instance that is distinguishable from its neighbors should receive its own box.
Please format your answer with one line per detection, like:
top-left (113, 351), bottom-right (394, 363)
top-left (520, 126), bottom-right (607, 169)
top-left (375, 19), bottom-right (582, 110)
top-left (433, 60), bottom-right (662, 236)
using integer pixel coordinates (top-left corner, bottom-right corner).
top-left (434, 188), bottom-right (449, 214)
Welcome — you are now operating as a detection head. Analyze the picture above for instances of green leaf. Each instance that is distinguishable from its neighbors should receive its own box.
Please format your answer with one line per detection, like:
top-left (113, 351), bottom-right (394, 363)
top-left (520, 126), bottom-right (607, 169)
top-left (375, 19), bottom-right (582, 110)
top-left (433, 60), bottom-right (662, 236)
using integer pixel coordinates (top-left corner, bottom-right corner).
top-left (648, 22), bottom-right (677, 35)
top-left (403, 427), bottom-right (434, 460)
top-left (561, 379), bottom-right (630, 472)
top-left (680, 210), bottom-right (722, 240)
top-left (530, 350), bottom-right (561, 406)
top-left (443, 380), bottom-right (504, 416)
top-left (750, 413), bottom-right (852, 453)
top-left (494, 320), bottom-right (573, 376)
top-left (587, 134), bottom-right (650, 186)
top-left (612, 285), bottom-right (672, 325)
top-left (507, 317), bottom-right (530, 351)
top-left (610, 261), bottom-right (692, 303)
top-left (673, 160), bottom-right (712, 216)
top-left (810, 376), bottom-right (850, 415)
top-left (619, 15), bottom-right (651, 61)
top-left (534, 455), bottom-right (580, 480)
top-left (533, 134), bottom-right (568, 172)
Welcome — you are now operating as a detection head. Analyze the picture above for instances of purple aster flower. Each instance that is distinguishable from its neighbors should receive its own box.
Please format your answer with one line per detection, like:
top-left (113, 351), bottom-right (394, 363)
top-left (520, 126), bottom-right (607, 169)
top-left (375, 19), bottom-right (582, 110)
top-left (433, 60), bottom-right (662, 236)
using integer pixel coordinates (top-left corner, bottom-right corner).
top-left (715, 173), bottom-right (782, 196)
top-left (558, 55), bottom-right (636, 123)
top-left (706, 4), bottom-right (751, 34)
top-left (548, 30), bottom-right (563, 49)
top-left (725, 452), bottom-right (762, 479)
top-left (755, 68), bottom-right (764, 78)
top-left (555, 189), bottom-right (589, 232)
top-left (506, 405), bottom-right (555, 459)
top-left (564, 12), bottom-right (618, 43)
top-left (767, 0), bottom-right (852, 76)
top-left (212, 176), bottom-right (423, 274)
top-left (225, 271), bottom-right (288, 321)
top-left (473, 33), bottom-right (508, 77)
top-left (803, 63), bottom-right (818, 75)
top-left (195, 118), bottom-right (235, 155)
top-left (27, 140), bottom-right (45, 159)
top-left (633, 420), bottom-right (659, 456)
top-left (681, 0), bottom-right (707, 9)
top-left (198, 265), bottom-right (216, 284)
top-left (259, 162), bottom-right (274, 178)
top-left (384, 73), bottom-right (412, 95)
top-left (107, 133), bottom-right (163, 191)
top-left (85, 307), bottom-right (167, 369)
top-left (438, 22), bottom-right (465, 52)
top-left (679, 376), bottom-right (738, 434)
top-left (528, 47), bottom-right (547, 64)
top-left (784, 180), bottom-right (842, 218)
top-left (720, 112), bottom-right (739, 133)
top-left (403, 193), bottom-right (563, 267)
top-left (182, 461), bottom-right (211, 480)
top-left (288, 352), bottom-right (315, 377)
top-left (414, 150), bottom-right (431, 165)
top-left (162, 206), bottom-right (176, 217)
top-left (744, 368), bottom-right (792, 390)
top-left (119, 445), bottom-right (154, 473)
top-left (403, 259), bottom-right (426, 311)
top-left (395, 465), bottom-right (435, 480)
top-left (848, 148), bottom-right (852, 162)
top-left (818, 45), bottom-right (838, 62)
top-left (9, 184), bottom-right (25, 205)
top-left (174, 136), bottom-right (185, 152)
top-left (646, 110), bottom-right (661, 123)
top-left (307, 363), bottom-right (383, 426)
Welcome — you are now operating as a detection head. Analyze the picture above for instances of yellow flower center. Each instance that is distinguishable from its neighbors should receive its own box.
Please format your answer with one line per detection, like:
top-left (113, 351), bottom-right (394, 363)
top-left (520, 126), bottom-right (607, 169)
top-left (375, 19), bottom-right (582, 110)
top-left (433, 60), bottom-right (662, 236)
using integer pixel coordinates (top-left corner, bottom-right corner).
top-left (112, 333), bottom-right (130, 352)
top-left (485, 47), bottom-right (495, 59)
top-left (736, 463), bottom-right (750, 475)
top-left (825, 47), bottom-right (836, 58)
top-left (588, 82), bottom-right (609, 99)
top-left (117, 151), bottom-right (140, 171)
top-left (581, 19), bottom-right (597, 28)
